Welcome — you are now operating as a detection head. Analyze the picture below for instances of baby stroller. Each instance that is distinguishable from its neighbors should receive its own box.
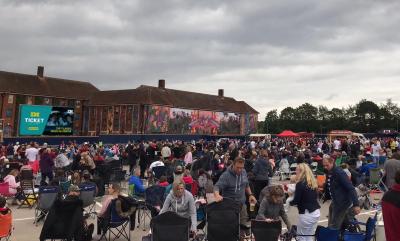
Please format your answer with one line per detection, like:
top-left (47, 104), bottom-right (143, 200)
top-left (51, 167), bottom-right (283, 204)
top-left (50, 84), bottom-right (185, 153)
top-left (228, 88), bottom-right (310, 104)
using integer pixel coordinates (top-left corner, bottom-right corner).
top-left (206, 198), bottom-right (241, 241)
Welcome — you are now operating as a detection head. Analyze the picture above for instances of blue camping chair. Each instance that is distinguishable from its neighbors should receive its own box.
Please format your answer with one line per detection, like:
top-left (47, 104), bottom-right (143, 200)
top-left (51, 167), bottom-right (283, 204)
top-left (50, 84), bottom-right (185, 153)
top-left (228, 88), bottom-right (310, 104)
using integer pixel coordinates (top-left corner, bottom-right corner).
top-left (99, 199), bottom-right (131, 241)
top-left (286, 225), bottom-right (340, 241)
top-left (343, 213), bottom-right (377, 241)
top-left (315, 226), bottom-right (340, 241)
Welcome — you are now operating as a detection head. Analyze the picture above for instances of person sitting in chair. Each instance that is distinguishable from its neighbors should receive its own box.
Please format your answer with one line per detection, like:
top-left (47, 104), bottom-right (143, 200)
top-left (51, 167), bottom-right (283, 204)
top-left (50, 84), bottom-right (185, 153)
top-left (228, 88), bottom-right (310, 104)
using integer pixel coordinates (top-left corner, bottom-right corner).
top-left (160, 180), bottom-right (197, 234)
top-left (40, 185), bottom-right (94, 241)
top-left (3, 169), bottom-right (23, 205)
top-left (96, 183), bottom-right (137, 236)
top-left (128, 168), bottom-right (146, 196)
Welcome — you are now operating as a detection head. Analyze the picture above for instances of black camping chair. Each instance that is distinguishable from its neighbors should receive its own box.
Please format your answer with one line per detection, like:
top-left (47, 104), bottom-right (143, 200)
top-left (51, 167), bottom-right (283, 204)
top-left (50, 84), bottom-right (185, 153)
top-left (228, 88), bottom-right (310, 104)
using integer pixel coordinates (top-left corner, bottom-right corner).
top-left (20, 169), bottom-right (34, 180)
top-left (152, 166), bottom-right (167, 180)
top-left (39, 198), bottom-right (84, 241)
top-left (34, 186), bottom-right (60, 226)
top-left (98, 199), bottom-right (131, 241)
top-left (251, 220), bottom-right (282, 241)
top-left (150, 211), bottom-right (191, 241)
top-left (79, 183), bottom-right (97, 218)
top-left (206, 198), bottom-right (241, 241)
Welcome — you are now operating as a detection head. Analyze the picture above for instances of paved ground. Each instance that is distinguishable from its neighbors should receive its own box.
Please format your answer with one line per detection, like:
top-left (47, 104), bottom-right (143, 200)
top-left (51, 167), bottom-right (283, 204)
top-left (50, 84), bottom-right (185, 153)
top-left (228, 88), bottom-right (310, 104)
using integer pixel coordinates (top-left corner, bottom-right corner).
top-left (7, 177), bottom-right (387, 241)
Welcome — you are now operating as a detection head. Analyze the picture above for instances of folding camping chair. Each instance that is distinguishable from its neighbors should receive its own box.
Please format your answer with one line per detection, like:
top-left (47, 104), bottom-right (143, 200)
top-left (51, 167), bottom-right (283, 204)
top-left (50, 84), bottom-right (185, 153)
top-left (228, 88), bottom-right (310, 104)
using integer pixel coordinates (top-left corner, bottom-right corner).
top-left (34, 185), bottom-right (59, 226)
top-left (285, 225), bottom-right (340, 241)
top-left (343, 213), bottom-right (377, 241)
top-left (0, 209), bottom-right (12, 241)
top-left (19, 179), bottom-right (38, 208)
top-left (145, 185), bottom-right (165, 217)
top-left (150, 211), bottom-right (190, 241)
top-left (250, 220), bottom-right (282, 241)
top-left (134, 187), bottom-right (155, 231)
top-left (99, 199), bottom-right (131, 241)
top-left (79, 183), bottom-right (97, 218)
top-left (206, 198), bottom-right (241, 241)
top-left (278, 160), bottom-right (290, 181)
top-left (316, 175), bottom-right (326, 200)
top-left (289, 163), bottom-right (297, 176)
top-left (152, 166), bottom-right (167, 180)
top-left (39, 197), bottom-right (85, 241)
top-left (310, 162), bottom-right (318, 173)
top-left (368, 168), bottom-right (387, 192)
top-left (0, 182), bottom-right (13, 199)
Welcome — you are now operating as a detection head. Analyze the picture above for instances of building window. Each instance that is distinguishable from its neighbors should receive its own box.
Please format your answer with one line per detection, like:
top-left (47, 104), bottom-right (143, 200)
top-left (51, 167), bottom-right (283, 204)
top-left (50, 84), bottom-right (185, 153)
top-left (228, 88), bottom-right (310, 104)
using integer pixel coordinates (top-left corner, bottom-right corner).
top-left (27, 96), bottom-right (34, 105)
top-left (113, 106), bottom-right (120, 132)
top-left (43, 98), bottom-right (51, 105)
top-left (68, 99), bottom-right (75, 107)
top-left (7, 95), bottom-right (14, 104)
top-left (34, 96), bottom-right (44, 105)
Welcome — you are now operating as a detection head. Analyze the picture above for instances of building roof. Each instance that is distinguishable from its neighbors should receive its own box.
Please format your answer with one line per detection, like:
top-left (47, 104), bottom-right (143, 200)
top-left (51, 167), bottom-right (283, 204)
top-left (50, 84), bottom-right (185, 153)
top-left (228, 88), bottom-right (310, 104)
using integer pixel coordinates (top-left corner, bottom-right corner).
top-left (0, 68), bottom-right (258, 114)
top-left (0, 70), bottom-right (99, 100)
top-left (89, 85), bottom-right (259, 114)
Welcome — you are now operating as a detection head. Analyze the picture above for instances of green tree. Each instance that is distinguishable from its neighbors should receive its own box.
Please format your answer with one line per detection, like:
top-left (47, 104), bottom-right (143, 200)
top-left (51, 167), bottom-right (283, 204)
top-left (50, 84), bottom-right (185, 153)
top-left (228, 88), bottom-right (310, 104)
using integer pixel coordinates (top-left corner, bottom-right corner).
top-left (380, 99), bottom-right (400, 131)
top-left (264, 109), bottom-right (280, 133)
top-left (279, 107), bottom-right (296, 131)
top-left (355, 99), bottom-right (381, 133)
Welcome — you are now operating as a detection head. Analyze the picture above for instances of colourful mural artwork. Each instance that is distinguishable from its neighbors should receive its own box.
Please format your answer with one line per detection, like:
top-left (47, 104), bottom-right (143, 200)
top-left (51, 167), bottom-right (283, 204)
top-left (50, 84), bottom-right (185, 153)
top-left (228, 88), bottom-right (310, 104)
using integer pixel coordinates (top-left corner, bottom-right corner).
top-left (244, 113), bottom-right (258, 134)
top-left (219, 112), bottom-right (241, 134)
top-left (144, 105), bottom-right (255, 135)
top-left (168, 108), bottom-right (196, 134)
top-left (145, 105), bottom-right (170, 133)
top-left (189, 111), bottom-right (219, 134)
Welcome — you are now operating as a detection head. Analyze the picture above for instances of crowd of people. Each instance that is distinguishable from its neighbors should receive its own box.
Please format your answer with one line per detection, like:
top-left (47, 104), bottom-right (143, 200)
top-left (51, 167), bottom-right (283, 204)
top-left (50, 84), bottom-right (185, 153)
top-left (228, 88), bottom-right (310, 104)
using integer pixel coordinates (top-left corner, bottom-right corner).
top-left (0, 135), bottom-right (400, 241)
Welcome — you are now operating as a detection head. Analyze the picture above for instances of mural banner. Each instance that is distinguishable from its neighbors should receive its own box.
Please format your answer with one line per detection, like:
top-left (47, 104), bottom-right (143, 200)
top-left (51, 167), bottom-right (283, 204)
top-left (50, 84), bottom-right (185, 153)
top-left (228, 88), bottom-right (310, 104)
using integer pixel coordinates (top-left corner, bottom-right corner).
top-left (145, 105), bottom-right (170, 133)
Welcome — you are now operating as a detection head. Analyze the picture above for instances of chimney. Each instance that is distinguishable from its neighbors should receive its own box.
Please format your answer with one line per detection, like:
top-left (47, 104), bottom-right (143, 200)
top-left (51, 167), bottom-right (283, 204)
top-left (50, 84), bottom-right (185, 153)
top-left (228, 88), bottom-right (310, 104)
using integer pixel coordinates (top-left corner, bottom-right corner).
top-left (158, 79), bottom-right (165, 89)
top-left (37, 66), bottom-right (44, 78)
top-left (218, 89), bottom-right (224, 97)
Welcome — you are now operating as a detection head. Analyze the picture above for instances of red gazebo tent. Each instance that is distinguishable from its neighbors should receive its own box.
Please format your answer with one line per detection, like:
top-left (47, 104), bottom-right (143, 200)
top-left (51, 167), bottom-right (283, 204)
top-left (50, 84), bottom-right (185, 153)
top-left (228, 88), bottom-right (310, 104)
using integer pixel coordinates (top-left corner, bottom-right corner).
top-left (277, 130), bottom-right (299, 137)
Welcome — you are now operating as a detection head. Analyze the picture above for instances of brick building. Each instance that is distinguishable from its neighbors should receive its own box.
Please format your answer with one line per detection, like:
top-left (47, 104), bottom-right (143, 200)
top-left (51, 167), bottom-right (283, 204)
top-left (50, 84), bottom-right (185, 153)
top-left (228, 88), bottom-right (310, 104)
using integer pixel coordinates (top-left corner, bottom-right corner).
top-left (0, 66), bottom-right (258, 137)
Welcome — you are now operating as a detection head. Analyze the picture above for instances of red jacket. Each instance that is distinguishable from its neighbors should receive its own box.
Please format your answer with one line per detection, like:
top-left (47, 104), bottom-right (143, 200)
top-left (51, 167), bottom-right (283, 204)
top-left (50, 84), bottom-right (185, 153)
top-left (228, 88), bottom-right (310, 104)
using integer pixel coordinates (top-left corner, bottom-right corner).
top-left (382, 184), bottom-right (400, 241)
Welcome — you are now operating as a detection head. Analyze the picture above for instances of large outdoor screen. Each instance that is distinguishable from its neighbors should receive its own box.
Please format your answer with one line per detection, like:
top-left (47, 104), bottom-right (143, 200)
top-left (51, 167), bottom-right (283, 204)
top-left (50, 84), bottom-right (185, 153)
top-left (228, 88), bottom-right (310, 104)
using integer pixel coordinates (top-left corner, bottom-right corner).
top-left (19, 105), bottom-right (74, 136)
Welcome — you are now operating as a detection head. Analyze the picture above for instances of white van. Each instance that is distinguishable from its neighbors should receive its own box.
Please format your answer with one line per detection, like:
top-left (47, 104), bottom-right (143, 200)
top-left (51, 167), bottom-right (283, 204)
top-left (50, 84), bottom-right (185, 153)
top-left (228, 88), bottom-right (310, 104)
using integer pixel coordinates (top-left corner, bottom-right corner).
top-left (352, 133), bottom-right (368, 143)
top-left (249, 133), bottom-right (271, 140)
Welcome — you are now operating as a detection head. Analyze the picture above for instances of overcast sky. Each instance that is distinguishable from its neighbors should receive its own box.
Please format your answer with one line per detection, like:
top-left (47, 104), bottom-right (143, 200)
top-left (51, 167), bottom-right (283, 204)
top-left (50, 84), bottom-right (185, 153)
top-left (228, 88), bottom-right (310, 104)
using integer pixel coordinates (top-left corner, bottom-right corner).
top-left (1, 0), bottom-right (400, 119)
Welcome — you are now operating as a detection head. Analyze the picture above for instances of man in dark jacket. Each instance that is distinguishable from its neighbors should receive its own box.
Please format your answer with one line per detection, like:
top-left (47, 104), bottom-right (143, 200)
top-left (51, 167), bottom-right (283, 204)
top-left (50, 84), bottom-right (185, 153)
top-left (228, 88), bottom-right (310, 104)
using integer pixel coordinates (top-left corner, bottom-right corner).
top-left (323, 156), bottom-right (360, 230)
top-left (252, 149), bottom-right (273, 200)
top-left (40, 148), bottom-right (55, 186)
top-left (125, 142), bottom-right (138, 174)
top-left (382, 170), bottom-right (400, 241)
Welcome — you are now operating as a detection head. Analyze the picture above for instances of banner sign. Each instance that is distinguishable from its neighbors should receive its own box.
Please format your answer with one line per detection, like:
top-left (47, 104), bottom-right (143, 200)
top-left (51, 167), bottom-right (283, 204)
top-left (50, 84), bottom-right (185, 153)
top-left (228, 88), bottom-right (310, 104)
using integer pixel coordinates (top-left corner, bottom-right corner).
top-left (19, 105), bottom-right (74, 136)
